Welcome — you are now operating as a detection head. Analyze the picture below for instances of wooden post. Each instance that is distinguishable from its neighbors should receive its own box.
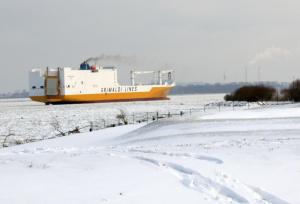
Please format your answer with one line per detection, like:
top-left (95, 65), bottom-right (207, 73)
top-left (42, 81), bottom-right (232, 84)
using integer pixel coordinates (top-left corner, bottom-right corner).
top-left (89, 122), bottom-right (93, 132)
top-left (146, 112), bottom-right (149, 123)
top-left (132, 113), bottom-right (135, 124)
top-left (103, 119), bottom-right (106, 128)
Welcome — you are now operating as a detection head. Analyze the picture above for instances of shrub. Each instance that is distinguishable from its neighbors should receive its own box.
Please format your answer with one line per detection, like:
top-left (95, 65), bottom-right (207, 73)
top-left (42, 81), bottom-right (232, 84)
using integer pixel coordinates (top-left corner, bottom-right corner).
top-left (116, 109), bottom-right (128, 125)
top-left (281, 79), bottom-right (300, 102)
top-left (224, 85), bottom-right (276, 102)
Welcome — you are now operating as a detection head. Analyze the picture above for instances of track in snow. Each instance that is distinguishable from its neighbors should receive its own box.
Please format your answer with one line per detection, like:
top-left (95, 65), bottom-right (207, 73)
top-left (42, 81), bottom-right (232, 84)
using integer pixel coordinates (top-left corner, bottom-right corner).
top-left (134, 156), bottom-right (290, 204)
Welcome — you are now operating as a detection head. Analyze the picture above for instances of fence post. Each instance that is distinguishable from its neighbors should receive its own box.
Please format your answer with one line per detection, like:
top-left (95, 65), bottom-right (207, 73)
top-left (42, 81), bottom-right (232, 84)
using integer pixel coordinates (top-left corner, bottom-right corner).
top-left (156, 112), bottom-right (159, 120)
top-left (276, 89), bottom-right (279, 105)
top-left (218, 102), bottom-right (221, 112)
top-left (89, 122), bottom-right (93, 132)
top-left (132, 113), bottom-right (135, 124)
top-left (232, 101), bottom-right (234, 111)
top-left (189, 108), bottom-right (192, 115)
top-left (203, 105), bottom-right (206, 112)
top-left (103, 119), bottom-right (106, 128)
top-left (146, 112), bottom-right (149, 123)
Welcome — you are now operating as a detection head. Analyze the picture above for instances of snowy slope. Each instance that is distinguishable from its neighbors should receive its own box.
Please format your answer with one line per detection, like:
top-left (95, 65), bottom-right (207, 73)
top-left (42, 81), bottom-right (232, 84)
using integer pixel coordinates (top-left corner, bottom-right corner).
top-left (1, 104), bottom-right (300, 204)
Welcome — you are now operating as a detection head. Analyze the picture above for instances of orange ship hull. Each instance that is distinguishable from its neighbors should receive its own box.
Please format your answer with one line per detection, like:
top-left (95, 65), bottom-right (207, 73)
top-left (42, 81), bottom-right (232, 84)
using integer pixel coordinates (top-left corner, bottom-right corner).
top-left (30, 86), bottom-right (172, 104)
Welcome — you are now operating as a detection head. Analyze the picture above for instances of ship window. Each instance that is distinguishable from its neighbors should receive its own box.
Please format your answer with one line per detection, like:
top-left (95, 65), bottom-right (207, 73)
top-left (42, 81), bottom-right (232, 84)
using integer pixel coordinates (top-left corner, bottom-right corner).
top-left (32, 86), bottom-right (36, 89)
top-left (67, 85), bottom-right (70, 88)
top-left (40, 86), bottom-right (44, 89)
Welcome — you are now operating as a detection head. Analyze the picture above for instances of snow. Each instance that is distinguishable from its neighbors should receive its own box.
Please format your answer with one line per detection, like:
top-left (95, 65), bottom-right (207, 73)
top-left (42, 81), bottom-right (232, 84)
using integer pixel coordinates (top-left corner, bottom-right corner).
top-left (0, 94), bottom-right (225, 145)
top-left (0, 99), bottom-right (300, 203)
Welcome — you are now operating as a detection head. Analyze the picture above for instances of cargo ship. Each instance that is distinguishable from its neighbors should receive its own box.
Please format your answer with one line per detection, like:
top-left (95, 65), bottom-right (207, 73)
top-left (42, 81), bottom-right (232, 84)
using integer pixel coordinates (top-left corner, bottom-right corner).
top-left (29, 61), bottom-right (175, 104)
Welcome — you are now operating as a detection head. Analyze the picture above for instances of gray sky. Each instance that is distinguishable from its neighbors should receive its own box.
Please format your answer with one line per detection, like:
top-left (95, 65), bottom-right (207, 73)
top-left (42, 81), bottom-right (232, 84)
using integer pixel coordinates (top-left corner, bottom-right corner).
top-left (1, 0), bottom-right (300, 93)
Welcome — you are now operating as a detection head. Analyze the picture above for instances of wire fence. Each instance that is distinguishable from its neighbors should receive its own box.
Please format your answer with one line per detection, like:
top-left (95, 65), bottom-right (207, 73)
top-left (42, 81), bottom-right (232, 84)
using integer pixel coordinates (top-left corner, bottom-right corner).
top-left (0, 100), bottom-right (294, 148)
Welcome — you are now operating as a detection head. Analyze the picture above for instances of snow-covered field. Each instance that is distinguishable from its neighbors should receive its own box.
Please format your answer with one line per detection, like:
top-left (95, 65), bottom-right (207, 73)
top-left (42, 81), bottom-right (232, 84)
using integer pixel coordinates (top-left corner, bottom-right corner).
top-left (0, 101), bottom-right (299, 204)
top-left (0, 94), bottom-right (225, 146)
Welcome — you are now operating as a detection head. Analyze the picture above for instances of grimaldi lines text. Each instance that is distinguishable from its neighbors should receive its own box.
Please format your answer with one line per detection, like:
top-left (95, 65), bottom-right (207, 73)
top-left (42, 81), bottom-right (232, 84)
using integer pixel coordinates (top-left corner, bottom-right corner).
top-left (101, 86), bottom-right (138, 93)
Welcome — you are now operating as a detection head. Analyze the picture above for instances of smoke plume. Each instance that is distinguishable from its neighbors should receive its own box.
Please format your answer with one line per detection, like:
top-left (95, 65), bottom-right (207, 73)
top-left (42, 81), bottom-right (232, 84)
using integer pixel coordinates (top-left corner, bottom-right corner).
top-left (249, 46), bottom-right (291, 65)
top-left (85, 54), bottom-right (137, 65)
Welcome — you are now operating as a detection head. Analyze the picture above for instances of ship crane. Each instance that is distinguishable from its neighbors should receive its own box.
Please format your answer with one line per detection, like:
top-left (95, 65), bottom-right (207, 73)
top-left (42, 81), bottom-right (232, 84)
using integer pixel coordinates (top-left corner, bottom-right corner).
top-left (158, 70), bottom-right (175, 85)
top-left (130, 70), bottom-right (174, 86)
top-left (130, 70), bottom-right (155, 86)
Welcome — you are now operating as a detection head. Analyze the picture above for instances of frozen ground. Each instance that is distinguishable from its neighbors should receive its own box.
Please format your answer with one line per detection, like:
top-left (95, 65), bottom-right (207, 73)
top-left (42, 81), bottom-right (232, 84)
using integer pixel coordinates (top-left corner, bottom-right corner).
top-left (0, 94), bottom-right (225, 146)
top-left (0, 103), bottom-right (299, 204)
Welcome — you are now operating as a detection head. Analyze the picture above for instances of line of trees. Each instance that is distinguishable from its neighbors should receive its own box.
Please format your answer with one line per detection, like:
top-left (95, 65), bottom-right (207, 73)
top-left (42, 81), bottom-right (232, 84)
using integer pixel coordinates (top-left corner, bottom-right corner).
top-left (224, 80), bottom-right (300, 102)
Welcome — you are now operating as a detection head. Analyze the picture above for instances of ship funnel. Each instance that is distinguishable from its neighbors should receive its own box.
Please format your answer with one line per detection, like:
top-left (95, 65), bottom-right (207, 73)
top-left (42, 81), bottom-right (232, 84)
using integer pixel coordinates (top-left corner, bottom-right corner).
top-left (80, 61), bottom-right (90, 70)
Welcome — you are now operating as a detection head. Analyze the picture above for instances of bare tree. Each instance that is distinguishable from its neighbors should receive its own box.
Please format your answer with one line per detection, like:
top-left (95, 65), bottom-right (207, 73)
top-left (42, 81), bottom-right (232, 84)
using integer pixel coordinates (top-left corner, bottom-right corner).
top-left (1, 128), bottom-right (15, 148)
top-left (116, 109), bottom-right (128, 125)
top-left (50, 117), bottom-right (65, 136)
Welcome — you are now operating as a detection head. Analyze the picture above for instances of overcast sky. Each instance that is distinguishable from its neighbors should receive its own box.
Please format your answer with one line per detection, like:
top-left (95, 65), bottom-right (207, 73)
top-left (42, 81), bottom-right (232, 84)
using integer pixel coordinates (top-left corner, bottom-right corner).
top-left (1, 0), bottom-right (300, 92)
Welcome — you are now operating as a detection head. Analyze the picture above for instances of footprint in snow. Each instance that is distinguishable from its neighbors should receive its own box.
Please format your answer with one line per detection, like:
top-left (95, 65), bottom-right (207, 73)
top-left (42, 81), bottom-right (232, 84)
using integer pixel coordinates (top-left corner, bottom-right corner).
top-left (135, 156), bottom-right (290, 204)
top-left (129, 149), bottom-right (223, 164)
top-left (134, 156), bottom-right (247, 203)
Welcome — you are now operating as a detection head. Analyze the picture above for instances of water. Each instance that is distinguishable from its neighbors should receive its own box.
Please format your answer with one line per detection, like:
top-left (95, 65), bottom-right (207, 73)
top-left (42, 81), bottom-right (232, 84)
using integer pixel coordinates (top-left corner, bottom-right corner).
top-left (0, 94), bottom-right (225, 146)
